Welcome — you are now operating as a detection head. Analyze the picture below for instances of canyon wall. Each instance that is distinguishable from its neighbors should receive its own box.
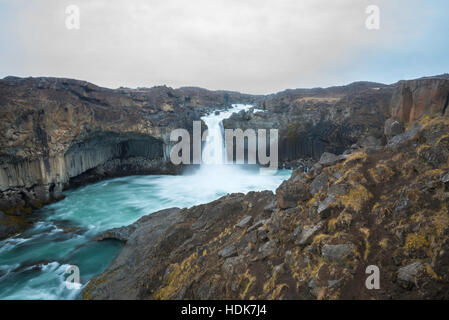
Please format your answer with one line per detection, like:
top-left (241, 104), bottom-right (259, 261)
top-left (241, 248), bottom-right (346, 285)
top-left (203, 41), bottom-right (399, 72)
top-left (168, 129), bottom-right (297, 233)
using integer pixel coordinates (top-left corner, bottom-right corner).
top-left (223, 75), bottom-right (449, 167)
top-left (0, 76), bottom-right (254, 216)
top-left (1, 74), bottom-right (448, 236)
top-left (390, 75), bottom-right (449, 123)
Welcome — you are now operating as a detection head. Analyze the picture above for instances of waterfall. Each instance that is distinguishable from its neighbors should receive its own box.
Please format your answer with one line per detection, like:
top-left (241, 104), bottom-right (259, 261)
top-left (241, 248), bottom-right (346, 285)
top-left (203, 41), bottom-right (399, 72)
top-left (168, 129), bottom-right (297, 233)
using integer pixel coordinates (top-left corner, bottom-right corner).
top-left (200, 104), bottom-right (250, 166)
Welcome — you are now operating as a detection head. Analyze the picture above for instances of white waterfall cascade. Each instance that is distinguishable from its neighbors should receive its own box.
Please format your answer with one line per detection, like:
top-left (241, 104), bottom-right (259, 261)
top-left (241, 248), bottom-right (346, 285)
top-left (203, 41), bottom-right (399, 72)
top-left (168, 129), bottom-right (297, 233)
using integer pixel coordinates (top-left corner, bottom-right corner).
top-left (200, 104), bottom-right (250, 165)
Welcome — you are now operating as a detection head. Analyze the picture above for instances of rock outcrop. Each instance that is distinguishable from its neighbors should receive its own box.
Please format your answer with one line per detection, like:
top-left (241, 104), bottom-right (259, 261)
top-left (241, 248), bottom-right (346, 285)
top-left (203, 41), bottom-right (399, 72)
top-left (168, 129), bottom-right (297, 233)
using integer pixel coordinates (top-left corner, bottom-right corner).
top-left (390, 75), bottom-right (449, 123)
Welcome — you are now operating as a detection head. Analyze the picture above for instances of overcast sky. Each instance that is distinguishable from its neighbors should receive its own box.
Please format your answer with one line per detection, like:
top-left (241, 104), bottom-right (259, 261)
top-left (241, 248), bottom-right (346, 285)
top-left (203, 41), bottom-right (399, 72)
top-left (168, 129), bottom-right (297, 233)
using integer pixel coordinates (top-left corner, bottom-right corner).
top-left (0, 0), bottom-right (447, 94)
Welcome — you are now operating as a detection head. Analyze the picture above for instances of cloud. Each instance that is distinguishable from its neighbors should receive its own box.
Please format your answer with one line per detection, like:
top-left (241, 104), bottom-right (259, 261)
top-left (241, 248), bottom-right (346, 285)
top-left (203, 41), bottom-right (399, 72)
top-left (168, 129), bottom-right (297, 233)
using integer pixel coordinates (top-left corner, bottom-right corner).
top-left (0, 0), bottom-right (447, 93)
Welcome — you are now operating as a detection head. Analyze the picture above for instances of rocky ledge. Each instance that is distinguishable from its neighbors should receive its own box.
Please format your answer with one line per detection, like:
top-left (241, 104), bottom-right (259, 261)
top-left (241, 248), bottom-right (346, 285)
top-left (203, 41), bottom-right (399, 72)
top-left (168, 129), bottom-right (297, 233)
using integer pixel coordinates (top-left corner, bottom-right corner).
top-left (85, 111), bottom-right (449, 299)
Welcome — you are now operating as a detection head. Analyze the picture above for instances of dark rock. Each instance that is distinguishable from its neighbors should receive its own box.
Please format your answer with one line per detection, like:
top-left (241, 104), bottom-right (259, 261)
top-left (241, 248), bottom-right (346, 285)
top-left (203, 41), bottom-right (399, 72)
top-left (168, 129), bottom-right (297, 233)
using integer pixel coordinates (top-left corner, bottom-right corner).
top-left (296, 221), bottom-right (324, 246)
top-left (258, 240), bottom-right (277, 259)
top-left (317, 194), bottom-right (336, 218)
top-left (257, 226), bottom-right (269, 242)
top-left (319, 152), bottom-right (345, 166)
top-left (235, 216), bottom-right (253, 229)
top-left (247, 219), bottom-right (268, 233)
top-left (0, 210), bottom-right (32, 239)
top-left (328, 278), bottom-right (343, 289)
top-left (276, 179), bottom-right (310, 209)
top-left (263, 200), bottom-right (278, 212)
top-left (397, 262), bottom-right (423, 288)
top-left (328, 183), bottom-right (349, 196)
top-left (321, 243), bottom-right (354, 263)
top-left (442, 172), bottom-right (449, 184)
top-left (387, 125), bottom-right (421, 151)
top-left (221, 256), bottom-right (245, 275)
top-left (384, 118), bottom-right (404, 138)
top-left (309, 172), bottom-right (329, 195)
top-left (394, 192), bottom-right (410, 215)
top-left (219, 245), bottom-right (237, 258)
top-left (95, 208), bottom-right (181, 242)
top-left (360, 135), bottom-right (383, 153)
top-left (309, 163), bottom-right (323, 176)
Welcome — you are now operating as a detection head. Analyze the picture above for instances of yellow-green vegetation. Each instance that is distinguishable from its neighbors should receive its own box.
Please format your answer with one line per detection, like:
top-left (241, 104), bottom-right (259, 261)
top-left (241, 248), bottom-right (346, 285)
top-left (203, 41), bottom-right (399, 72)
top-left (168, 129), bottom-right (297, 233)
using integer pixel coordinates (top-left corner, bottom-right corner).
top-left (336, 164), bottom-right (367, 185)
top-left (420, 115), bottom-right (449, 129)
top-left (266, 283), bottom-right (289, 300)
top-left (378, 238), bottom-right (389, 249)
top-left (239, 269), bottom-right (256, 299)
top-left (153, 252), bottom-right (199, 300)
top-left (425, 263), bottom-right (442, 281)
top-left (369, 162), bottom-right (395, 184)
top-left (359, 227), bottom-right (371, 260)
top-left (337, 184), bottom-right (372, 213)
top-left (344, 151), bottom-right (368, 164)
top-left (404, 232), bottom-right (430, 252)
top-left (328, 218), bottom-right (338, 233)
top-left (263, 265), bottom-right (284, 296)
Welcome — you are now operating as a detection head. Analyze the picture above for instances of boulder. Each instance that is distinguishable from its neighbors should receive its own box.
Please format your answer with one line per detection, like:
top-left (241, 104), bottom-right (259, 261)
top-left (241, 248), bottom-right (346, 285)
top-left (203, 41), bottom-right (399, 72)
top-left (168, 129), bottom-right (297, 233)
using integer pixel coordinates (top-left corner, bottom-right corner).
top-left (328, 184), bottom-right (349, 196)
top-left (321, 243), bottom-right (354, 263)
top-left (319, 152), bottom-right (345, 166)
top-left (296, 222), bottom-right (324, 246)
top-left (219, 245), bottom-right (237, 258)
top-left (317, 194), bottom-right (336, 218)
top-left (258, 240), bottom-right (277, 259)
top-left (387, 125), bottom-right (421, 151)
top-left (309, 173), bottom-right (329, 195)
top-left (235, 216), bottom-right (253, 229)
top-left (276, 180), bottom-right (310, 209)
top-left (221, 256), bottom-right (245, 275)
top-left (360, 135), bottom-right (383, 153)
top-left (442, 172), bottom-right (449, 184)
top-left (384, 118), bottom-right (404, 138)
top-left (397, 262), bottom-right (423, 288)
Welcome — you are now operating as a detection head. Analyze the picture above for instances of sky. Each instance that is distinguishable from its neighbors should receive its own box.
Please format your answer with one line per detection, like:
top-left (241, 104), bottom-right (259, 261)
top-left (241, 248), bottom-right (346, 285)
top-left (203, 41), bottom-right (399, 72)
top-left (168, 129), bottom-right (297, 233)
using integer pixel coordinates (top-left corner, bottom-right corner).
top-left (0, 0), bottom-right (448, 94)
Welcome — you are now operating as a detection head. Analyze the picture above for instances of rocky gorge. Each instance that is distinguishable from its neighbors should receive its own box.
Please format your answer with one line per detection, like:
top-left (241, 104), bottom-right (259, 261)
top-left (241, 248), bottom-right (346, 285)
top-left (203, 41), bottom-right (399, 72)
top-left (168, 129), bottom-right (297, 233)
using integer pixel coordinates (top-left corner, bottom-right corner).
top-left (0, 77), bottom-right (255, 238)
top-left (1, 74), bottom-right (449, 300)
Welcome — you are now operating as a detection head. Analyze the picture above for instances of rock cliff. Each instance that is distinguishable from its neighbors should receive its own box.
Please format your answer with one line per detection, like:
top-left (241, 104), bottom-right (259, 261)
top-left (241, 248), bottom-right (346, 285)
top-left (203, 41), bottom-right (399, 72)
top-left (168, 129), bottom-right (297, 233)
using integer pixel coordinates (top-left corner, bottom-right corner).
top-left (390, 74), bottom-right (449, 123)
top-left (223, 76), bottom-right (449, 167)
top-left (0, 76), bottom-right (254, 237)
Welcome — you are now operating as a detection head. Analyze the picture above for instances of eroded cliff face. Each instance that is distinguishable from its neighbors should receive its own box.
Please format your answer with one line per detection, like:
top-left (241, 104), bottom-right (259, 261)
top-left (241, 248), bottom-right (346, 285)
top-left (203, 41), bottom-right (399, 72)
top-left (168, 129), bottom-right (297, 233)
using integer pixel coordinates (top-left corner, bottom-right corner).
top-left (0, 76), bottom-right (254, 224)
top-left (223, 76), bottom-right (449, 167)
top-left (390, 75), bottom-right (449, 123)
top-left (224, 82), bottom-right (394, 165)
